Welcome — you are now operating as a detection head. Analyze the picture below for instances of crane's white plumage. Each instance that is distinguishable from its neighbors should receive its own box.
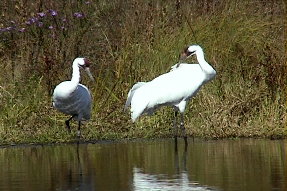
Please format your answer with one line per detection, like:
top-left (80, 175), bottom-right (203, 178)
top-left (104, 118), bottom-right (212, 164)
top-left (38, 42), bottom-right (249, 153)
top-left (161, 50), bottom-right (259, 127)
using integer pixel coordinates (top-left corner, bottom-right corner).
top-left (52, 57), bottom-right (94, 137)
top-left (125, 45), bottom-right (216, 143)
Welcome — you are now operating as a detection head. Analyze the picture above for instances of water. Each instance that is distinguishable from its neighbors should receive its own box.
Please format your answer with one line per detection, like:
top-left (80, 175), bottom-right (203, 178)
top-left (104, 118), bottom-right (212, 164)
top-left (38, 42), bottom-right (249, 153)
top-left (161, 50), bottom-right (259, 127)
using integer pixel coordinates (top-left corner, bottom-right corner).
top-left (0, 139), bottom-right (286, 191)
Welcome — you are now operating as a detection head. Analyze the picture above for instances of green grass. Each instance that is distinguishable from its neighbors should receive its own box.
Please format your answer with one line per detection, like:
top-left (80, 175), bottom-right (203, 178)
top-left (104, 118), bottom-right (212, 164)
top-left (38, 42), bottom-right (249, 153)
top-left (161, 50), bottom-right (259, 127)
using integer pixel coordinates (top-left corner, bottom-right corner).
top-left (0, 0), bottom-right (286, 145)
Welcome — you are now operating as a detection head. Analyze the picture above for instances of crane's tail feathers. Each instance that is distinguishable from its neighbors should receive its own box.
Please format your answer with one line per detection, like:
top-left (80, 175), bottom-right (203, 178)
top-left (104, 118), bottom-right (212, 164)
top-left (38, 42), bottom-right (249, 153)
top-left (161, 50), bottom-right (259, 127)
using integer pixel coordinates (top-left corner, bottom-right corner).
top-left (124, 82), bottom-right (146, 111)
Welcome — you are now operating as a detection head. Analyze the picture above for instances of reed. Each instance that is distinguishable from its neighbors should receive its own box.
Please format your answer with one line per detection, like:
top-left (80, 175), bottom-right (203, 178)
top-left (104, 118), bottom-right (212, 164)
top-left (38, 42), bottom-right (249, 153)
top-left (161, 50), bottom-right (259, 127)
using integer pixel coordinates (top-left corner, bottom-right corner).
top-left (0, 0), bottom-right (285, 144)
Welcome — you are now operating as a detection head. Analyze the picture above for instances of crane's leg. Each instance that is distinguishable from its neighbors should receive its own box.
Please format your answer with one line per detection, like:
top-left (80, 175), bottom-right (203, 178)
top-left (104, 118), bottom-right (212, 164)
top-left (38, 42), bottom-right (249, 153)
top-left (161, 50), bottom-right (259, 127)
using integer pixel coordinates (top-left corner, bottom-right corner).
top-left (173, 111), bottom-right (179, 146)
top-left (180, 113), bottom-right (188, 146)
top-left (65, 115), bottom-right (76, 133)
top-left (77, 121), bottom-right (81, 138)
top-left (174, 138), bottom-right (179, 172)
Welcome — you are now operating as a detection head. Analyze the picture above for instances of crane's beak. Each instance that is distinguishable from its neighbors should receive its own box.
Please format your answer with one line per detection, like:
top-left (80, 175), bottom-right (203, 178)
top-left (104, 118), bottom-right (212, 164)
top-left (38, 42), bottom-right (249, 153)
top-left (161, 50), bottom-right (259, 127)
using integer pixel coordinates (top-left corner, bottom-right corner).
top-left (85, 67), bottom-right (95, 81)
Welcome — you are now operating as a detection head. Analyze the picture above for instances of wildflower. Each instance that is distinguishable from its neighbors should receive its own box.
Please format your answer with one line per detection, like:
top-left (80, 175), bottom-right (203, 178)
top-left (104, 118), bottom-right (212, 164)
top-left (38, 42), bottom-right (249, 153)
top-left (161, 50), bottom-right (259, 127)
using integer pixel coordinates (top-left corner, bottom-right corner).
top-left (31, 17), bottom-right (38, 23)
top-left (49, 9), bottom-right (58, 16)
top-left (37, 22), bottom-right (43, 27)
top-left (74, 12), bottom-right (84, 18)
top-left (19, 28), bottom-right (26, 32)
top-left (25, 21), bottom-right (32, 25)
top-left (5, 27), bottom-right (13, 31)
top-left (85, 1), bottom-right (91, 4)
top-left (26, 17), bottom-right (38, 25)
top-left (0, 27), bottom-right (14, 32)
top-left (48, 25), bottom-right (54, 29)
top-left (37, 12), bottom-right (46, 17)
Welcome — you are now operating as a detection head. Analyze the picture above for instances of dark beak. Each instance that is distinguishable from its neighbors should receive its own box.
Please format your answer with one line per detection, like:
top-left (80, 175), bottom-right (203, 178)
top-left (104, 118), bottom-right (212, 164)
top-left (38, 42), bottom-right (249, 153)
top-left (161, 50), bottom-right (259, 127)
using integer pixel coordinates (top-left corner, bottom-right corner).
top-left (83, 59), bottom-right (94, 81)
top-left (85, 67), bottom-right (95, 81)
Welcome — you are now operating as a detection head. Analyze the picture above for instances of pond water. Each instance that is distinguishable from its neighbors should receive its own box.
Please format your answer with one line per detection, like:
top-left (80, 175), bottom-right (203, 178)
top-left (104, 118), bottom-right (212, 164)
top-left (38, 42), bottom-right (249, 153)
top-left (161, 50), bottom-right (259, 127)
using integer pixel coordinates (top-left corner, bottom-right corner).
top-left (0, 138), bottom-right (286, 191)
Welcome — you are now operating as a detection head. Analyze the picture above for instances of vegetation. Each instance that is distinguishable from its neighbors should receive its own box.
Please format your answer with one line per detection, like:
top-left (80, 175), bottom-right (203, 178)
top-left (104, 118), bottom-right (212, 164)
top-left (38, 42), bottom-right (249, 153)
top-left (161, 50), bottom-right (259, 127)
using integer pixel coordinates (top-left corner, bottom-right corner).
top-left (0, 0), bottom-right (286, 145)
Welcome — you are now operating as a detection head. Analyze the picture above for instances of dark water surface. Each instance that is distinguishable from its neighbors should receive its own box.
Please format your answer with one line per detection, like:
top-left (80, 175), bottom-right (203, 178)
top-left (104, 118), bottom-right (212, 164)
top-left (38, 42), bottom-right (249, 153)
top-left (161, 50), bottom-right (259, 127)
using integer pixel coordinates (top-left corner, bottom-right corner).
top-left (0, 139), bottom-right (286, 191)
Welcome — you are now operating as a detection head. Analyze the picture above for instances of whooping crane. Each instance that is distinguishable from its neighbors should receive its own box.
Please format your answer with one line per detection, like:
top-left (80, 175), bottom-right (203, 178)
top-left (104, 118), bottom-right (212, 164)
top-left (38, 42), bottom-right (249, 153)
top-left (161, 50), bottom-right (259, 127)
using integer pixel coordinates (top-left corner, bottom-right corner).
top-left (52, 58), bottom-right (94, 137)
top-left (125, 45), bottom-right (216, 145)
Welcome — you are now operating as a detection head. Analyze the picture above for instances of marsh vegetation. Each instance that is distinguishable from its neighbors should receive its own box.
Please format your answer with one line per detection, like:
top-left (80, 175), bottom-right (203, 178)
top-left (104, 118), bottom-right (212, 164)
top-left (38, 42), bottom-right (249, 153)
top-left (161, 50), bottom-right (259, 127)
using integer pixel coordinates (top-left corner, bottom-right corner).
top-left (0, 0), bottom-right (286, 144)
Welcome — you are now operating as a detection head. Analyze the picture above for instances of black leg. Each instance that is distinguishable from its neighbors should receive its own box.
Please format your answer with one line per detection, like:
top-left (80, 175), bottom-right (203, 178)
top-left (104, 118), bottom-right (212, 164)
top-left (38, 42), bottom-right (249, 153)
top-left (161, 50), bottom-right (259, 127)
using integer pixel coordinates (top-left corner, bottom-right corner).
top-left (173, 111), bottom-right (179, 143)
top-left (174, 138), bottom-right (179, 173)
top-left (183, 140), bottom-right (187, 171)
top-left (76, 142), bottom-right (83, 176)
top-left (180, 113), bottom-right (188, 146)
top-left (77, 121), bottom-right (81, 138)
top-left (65, 115), bottom-right (75, 133)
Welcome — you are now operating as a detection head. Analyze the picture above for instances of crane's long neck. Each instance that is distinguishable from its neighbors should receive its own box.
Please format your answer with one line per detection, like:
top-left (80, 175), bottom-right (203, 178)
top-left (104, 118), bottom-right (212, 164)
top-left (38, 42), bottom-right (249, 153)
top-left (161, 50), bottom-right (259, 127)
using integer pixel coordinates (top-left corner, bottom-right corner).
top-left (70, 61), bottom-right (81, 90)
top-left (196, 51), bottom-right (216, 81)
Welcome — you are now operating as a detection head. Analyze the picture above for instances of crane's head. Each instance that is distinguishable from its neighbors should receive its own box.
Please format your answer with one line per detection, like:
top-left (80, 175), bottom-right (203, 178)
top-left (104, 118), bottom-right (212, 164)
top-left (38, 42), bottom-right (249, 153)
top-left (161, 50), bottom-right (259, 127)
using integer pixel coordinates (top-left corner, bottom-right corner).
top-left (179, 45), bottom-right (202, 61)
top-left (75, 57), bottom-right (95, 81)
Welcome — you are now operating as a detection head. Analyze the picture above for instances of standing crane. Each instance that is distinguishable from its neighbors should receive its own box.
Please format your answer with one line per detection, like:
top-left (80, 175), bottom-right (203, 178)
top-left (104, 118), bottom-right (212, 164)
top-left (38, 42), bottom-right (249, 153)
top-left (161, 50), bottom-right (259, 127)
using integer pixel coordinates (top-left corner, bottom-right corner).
top-left (125, 45), bottom-right (216, 145)
top-left (52, 58), bottom-right (94, 137)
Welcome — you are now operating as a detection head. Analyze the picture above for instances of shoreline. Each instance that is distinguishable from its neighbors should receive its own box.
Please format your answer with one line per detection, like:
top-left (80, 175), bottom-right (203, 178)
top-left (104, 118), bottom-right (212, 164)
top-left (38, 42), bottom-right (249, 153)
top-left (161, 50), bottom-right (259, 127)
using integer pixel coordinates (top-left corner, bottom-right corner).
top-left (1, 135), bottom-right (286, 148)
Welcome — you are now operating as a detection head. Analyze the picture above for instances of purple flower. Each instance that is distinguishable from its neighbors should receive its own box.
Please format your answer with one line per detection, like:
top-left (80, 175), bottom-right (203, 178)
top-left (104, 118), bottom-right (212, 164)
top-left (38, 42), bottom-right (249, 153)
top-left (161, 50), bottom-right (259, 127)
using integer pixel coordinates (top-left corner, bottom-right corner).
top-left (25, 21), bottom-right (32, 25)
top-left (48, 25), bottom-right (54, 29)
top-left (26, 17), bottom-right (38, 25)
top-left (37, 12), bottom-right (46, 17)
top-left (73, 12), bottom-right (84, 18)
top-left (37, 22), bottom-right (43, 27)
top-left (18, 28), bottom-right (26, 32)
top-left (0, 27), bottom-right (14, 32)
top-left (49, 9), bottom-right (58, 16)
top-left (31, 17), bottom-right (38, 23)
top-left (6, 27), bottom-right (13, 31)
top-left (85, 1), bottom-right (91, 4)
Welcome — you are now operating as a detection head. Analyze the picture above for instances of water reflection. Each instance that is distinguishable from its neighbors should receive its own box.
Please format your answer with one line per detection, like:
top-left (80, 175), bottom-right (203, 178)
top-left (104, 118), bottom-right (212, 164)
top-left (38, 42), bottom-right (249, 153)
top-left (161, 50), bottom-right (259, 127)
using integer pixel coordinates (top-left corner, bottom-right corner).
top-left (0, 139), bottom-right (286, 191)
top-left (133, 168), bottom-right (213, 191)
top-left (132, 141), bottom-right (214, 191)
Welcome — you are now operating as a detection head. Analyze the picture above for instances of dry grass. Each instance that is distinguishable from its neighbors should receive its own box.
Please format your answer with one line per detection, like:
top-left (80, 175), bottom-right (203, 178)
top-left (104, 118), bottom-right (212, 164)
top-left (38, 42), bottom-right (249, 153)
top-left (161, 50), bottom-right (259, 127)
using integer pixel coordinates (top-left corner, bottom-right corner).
top-left (0, 0), bottom-right (286, 144)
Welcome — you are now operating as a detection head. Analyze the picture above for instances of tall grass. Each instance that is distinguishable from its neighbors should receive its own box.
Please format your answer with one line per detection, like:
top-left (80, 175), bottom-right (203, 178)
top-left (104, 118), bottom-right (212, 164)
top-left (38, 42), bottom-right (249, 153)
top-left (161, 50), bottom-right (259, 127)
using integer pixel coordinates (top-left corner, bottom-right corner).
top-left (0, 0), bottom-right (286, 144)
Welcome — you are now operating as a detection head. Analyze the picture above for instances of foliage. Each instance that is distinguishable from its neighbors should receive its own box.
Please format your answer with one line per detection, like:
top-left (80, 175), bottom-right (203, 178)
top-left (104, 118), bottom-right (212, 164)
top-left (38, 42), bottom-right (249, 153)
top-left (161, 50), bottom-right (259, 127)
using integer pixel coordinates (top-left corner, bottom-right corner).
top-left (0, 0), bottom-right (286, 144)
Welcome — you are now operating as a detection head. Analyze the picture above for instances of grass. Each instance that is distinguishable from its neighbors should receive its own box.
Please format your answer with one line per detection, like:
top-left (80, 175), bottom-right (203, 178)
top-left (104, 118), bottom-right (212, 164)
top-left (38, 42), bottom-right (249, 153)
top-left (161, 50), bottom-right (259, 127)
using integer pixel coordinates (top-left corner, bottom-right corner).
top-left (0, 0), bottom-right (286, 145)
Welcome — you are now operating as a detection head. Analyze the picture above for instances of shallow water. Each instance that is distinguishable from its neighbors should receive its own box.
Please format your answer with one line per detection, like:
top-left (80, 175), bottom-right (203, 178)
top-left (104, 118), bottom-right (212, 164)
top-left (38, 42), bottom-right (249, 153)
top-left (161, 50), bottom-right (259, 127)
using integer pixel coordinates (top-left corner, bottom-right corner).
top-left (0, 139), bottom-right (286, 191)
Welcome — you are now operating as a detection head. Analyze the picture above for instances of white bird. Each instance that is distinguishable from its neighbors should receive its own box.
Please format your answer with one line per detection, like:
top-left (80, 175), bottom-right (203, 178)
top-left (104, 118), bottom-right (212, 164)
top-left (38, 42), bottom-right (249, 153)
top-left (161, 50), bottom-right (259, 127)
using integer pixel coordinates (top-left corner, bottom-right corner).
top-left (125, 45), bottom-right (216, 144)
top-left (52, 57), bottom-right (94, 137)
